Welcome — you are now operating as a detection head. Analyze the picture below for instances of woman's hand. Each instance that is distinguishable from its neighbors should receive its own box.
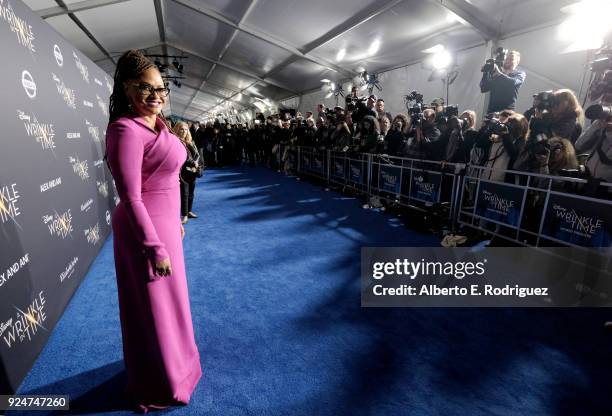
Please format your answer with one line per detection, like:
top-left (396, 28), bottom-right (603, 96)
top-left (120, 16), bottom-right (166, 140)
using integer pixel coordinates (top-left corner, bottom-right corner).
top-left (154, 257), bottom-right (172, 277)
top-left (180, 224), bottom-right (185, 239)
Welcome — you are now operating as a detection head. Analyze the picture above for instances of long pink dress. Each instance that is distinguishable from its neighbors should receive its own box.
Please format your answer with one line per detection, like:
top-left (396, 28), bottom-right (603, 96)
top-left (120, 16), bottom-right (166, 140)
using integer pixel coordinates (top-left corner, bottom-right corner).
top-left (106, 114), bottom-right (202, 412)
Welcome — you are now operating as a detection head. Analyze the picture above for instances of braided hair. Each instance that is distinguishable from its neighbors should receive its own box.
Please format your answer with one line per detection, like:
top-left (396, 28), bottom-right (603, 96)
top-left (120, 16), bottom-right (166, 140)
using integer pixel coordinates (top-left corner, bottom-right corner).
top-left (108, 49), bottom-right (170, 127)
top-left (105, 50), bottom-right (170, 171)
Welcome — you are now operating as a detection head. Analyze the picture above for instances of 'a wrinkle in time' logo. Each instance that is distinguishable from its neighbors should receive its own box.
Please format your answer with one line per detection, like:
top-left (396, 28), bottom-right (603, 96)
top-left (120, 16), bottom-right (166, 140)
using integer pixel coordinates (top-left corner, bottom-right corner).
top-left (1, 291), bottom-right (47, 349)
top-left (104, 76), bottom-right (112, 94)
top-left (552, 204), bottom-right (603, 237)
top-left (382, 171), bottom-right (398, 187)
top-left (97, 180), bottom-right (108, 197)
top-left (483, 190), bottom-right (514, 214)
top-left (96, 95), bottom-right (108, 116)
top-left (85, 223), bottom-right (100, 245)
top-left (69, 156), bottom-right (89, 180)
top-left (52, 73), bottom-right (76, 109)
top-left (414, 175), bottom-right (435, 194)
top-left (85, 120), bottom-right (100, 142)
top-left (73, 51), bottom-right (89, 83)
top-left (18, 110), bottom-right (56, 151)
top-left (42, 209), bottom-right (73, 239)
top-left (0, 0), bottom-right (35, 52)
top-left (0, 183), bottom-right (21, 228)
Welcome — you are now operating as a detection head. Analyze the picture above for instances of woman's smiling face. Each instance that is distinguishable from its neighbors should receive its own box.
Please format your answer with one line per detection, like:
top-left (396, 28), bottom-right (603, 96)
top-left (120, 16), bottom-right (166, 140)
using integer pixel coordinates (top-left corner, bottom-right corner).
top-left (124, 67), bottom-right (167, 117)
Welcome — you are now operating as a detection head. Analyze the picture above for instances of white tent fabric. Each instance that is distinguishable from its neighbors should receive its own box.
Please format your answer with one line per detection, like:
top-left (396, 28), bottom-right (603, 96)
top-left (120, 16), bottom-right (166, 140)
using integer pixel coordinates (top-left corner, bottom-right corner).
top-left (21, 0), bottom-right (608, 121)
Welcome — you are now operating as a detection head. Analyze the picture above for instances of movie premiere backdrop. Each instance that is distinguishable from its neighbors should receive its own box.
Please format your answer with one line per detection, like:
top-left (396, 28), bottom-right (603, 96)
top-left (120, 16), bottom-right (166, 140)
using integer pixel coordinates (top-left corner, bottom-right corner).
top-left (0, 0), bottom-right (117, 393)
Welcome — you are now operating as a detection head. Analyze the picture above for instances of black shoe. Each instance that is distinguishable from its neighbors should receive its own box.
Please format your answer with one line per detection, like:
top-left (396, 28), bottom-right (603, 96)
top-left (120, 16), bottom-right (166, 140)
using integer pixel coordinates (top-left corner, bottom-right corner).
top-left (188, 212), bottom-right (198, 219)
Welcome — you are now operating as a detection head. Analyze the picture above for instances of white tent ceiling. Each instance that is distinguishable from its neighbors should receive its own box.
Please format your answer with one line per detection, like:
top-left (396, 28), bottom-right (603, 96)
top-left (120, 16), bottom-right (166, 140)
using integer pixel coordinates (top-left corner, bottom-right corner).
top-left (24, 0), bottom-right (580, 119)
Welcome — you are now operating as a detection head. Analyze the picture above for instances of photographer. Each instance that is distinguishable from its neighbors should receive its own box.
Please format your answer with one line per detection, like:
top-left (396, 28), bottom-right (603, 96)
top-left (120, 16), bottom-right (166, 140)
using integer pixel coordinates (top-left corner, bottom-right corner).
top-left (575, 108), bottom-right (612, 183)
top-left (383, 113), bottom-right (412, 157)
top-left (331, 120), bottom-right (353, 151)
top-left (471, 112), bottom-right (527, 181)
top-left (405, 109), bottom-right (441, 160)
top-left (357, 115), bottom-right (381, 153)
top-left (312, 116), bottom-right (328, 148)
top-left (440, 110), bottom-right (479, 163)
top-left (528, 89), bottom-right (584, 144)
top-left (375, 98), bottom-right (393, 123)
top-left (480, 49), bottom-right (526, 113)
top-left (300, 117), bottom-right (317, 147)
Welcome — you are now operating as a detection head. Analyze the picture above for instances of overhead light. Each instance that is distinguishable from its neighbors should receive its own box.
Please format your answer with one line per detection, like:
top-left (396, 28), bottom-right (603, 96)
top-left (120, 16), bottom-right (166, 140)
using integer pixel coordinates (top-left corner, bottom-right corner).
top-left (320, 78), bottom-right (331, 83)
top-left (432, 49), bottom-right (452, 70)
top-left (368, 39), bottom-right (381, 56)
top-left (336, 48), bottom-right (346, 62)
top-left (422, 44), bottom-right (445, 54)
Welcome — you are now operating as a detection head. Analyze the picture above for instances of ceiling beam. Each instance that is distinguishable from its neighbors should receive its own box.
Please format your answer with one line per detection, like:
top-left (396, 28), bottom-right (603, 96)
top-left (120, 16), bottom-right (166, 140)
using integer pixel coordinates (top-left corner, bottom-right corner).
top-left (38, 0), bottom-right (129, 18)
top-left (182, 0), bottom-right (259, 117)
top-left (170, 0), bottom-right (355, 79)
top-left (165, 41), bottom-right (297, 94)
top-left (434, 0), bottom-right (499, 40)
top-left (54, 0), bottom-right (116, 65)
top-left (300, 0), bottom-right (405, 54)
top-left (153, 0), bottom-right (174, 115)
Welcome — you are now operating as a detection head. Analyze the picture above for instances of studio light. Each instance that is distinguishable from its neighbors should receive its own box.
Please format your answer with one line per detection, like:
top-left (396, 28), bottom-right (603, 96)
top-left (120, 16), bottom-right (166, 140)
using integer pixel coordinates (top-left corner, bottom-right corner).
top-left (432, 49), bottom-right (452, 70)
top-left (558, 0), bottom-right (612, 52)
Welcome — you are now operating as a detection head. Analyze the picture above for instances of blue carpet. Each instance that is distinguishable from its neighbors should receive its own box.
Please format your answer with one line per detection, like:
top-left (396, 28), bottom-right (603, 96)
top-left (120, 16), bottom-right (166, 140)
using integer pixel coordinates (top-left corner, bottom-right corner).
top-left (10, 166), bottom-right (612, 415)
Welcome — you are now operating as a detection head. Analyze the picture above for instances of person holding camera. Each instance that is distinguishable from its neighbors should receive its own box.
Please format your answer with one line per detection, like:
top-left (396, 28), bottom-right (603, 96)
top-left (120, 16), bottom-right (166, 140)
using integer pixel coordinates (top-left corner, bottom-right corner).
top-left (357, 115), bottom-right (381, 153)
top-left (471, 112), bottom-right (527, 181)
top-left (173, 121), bottom-right (203, 224)
top-left (330, 120), bottom-right (353, 151)
top-left (383, 113), bottom-right (412, 157)
top-left (529, 89), bottom-right (584, 143)
top-left (480, 49), bottom-right (526, 113)
top-left (575, 107), bottom-right (612, 183)
top-left (405, 109), bottom-right (441, 160)
top-left (439, 110), bottom-right (479, 163)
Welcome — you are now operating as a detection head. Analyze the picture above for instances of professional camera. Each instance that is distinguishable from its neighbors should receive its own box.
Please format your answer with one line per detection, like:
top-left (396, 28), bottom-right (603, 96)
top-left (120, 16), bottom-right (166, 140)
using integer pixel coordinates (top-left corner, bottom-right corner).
top-left (483, 113), bottom-right (508, 135)
top-left (533, 90), bottom-right (556, 111)
top-left (481, 47), bottom-right (508, 73)
top-left (345, 95), bottom-right (367, 112)
top-left (405, 91), bottom-right (424, 104)
top-left (585, 104), bottom-right (612, 120)
top-left (404, 91), bottom-right (430, 127)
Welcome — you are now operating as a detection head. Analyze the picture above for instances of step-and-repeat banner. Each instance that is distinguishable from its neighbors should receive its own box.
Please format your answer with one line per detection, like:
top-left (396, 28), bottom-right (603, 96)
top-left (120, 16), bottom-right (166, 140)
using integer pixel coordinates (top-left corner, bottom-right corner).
top-left (0, 0), bottom-right (117, 393)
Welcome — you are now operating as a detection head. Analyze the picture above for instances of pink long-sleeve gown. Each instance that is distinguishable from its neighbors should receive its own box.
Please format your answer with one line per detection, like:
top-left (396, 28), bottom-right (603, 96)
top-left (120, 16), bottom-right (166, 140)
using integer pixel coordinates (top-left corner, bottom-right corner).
top-left (106, 114), bottom-right (202, 412)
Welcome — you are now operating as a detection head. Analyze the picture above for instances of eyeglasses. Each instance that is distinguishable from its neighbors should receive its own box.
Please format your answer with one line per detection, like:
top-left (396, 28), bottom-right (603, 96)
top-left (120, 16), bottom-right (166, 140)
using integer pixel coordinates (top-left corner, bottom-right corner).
top-left (132, 83), bottom-right (170, 98)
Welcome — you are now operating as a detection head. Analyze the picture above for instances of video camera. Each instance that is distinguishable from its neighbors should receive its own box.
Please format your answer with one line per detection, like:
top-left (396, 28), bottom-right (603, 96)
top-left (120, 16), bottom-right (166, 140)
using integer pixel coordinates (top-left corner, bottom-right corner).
top-left (345, 95), bottom-right (367, 112)
top-left (533, 90), bottom-right (556, 111)
top-left (483, 112), bottom-right (509, 135)
top-left (404, 91), bottom-right (431, 127)
top-left (481, 47), bottom-right (508, 74)
top-left (585, 104), bottom-right (612, 120)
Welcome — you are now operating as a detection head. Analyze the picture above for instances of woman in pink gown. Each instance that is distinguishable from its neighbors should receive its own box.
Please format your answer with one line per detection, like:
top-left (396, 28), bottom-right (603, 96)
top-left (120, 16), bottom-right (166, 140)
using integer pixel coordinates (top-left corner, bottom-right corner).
top-left (105, 50), bottom-right (202, 412)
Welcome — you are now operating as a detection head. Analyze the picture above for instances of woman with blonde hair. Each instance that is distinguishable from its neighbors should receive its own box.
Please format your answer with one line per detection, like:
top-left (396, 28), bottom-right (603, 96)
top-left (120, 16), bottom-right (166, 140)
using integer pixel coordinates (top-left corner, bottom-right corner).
top-left (173, 121), bottom-right (203, 224)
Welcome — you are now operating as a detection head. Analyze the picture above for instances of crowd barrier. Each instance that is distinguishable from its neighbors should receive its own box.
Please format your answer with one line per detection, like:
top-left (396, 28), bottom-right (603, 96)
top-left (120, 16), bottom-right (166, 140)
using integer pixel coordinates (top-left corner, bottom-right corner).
top-left (275, 145), bottom-right (612, 249)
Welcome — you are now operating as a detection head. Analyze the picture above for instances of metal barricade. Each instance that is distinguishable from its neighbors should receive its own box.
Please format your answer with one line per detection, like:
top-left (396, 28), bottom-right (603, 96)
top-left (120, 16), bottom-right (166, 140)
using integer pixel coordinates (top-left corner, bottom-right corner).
top-left (457, 165), bottom-right (612, 249)
top-left (282, 147), bottom-right (612, 249)
top-left (368, 155), bottom-right (463, 219)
